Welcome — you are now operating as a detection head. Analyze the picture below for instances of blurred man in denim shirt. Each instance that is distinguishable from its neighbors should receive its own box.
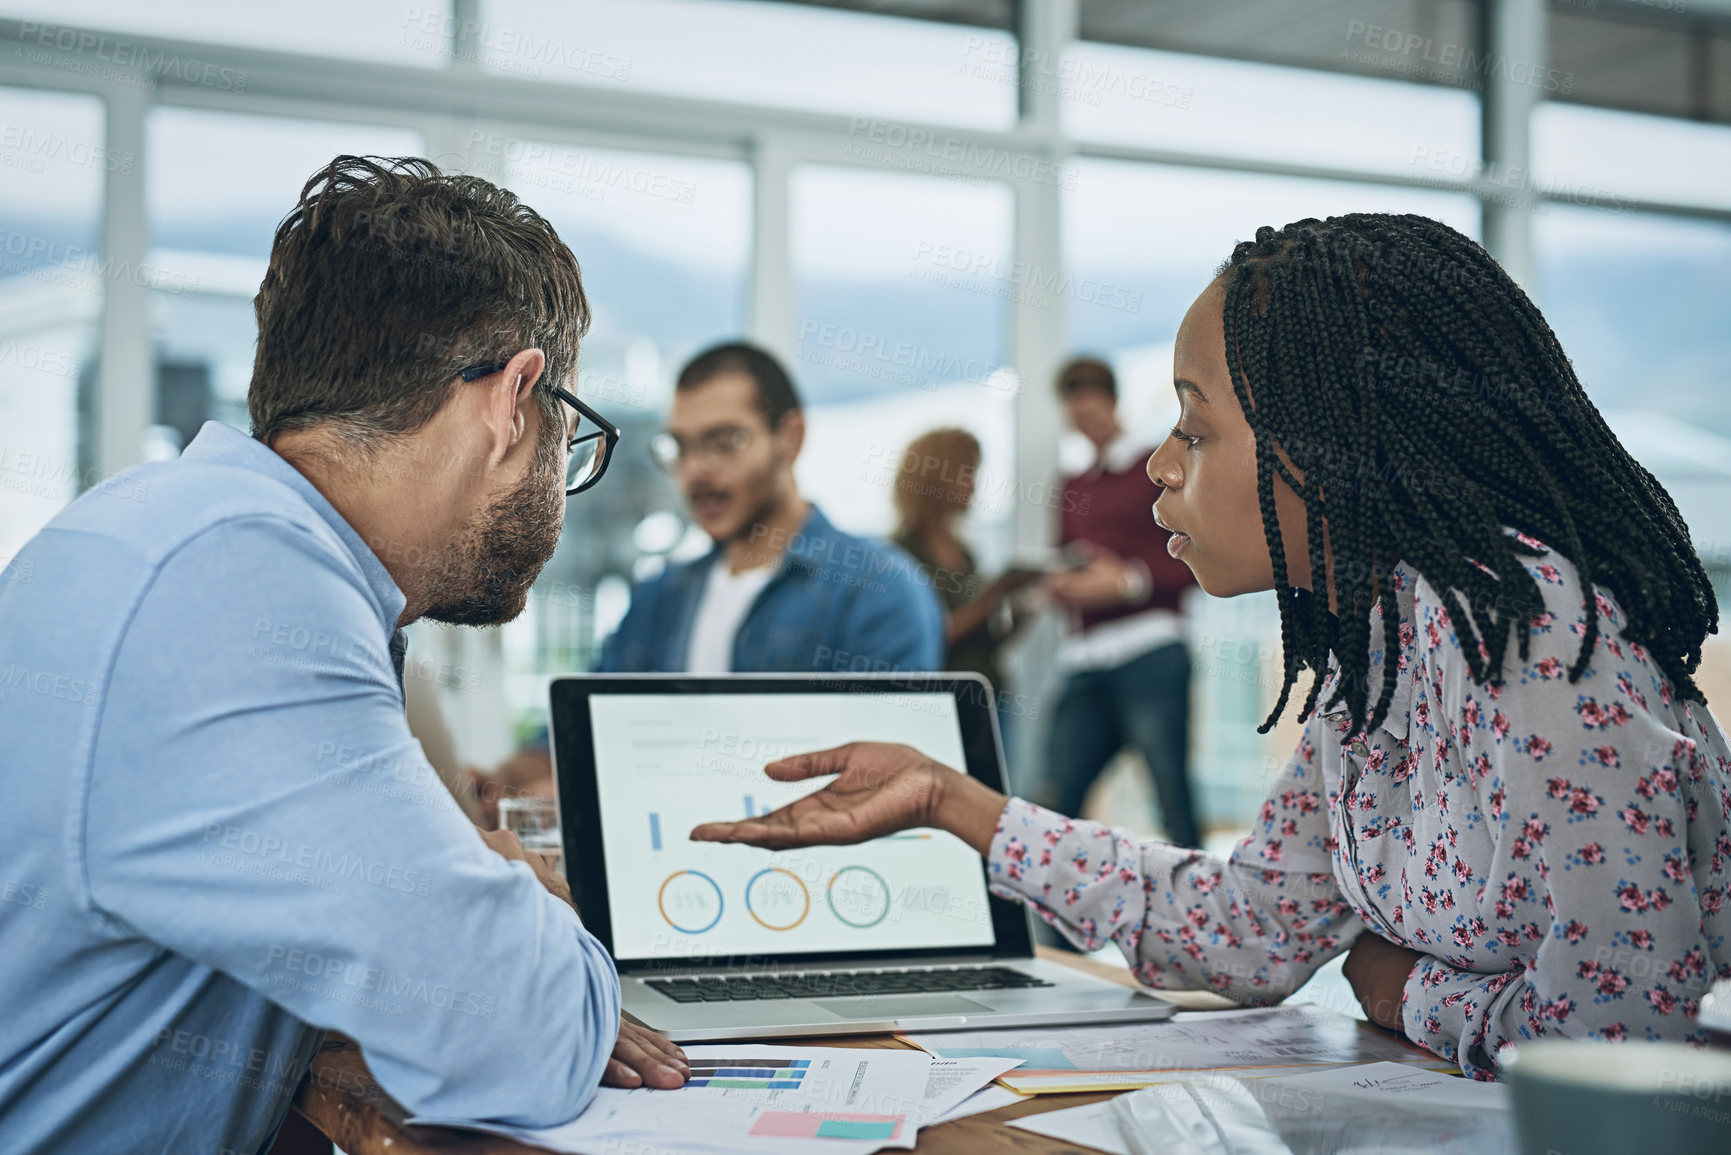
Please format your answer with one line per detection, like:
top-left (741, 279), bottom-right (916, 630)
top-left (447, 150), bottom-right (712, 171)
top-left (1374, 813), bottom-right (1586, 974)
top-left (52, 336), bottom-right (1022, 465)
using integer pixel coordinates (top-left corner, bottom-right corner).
top-left (598, 343), bottom-right (943, 675)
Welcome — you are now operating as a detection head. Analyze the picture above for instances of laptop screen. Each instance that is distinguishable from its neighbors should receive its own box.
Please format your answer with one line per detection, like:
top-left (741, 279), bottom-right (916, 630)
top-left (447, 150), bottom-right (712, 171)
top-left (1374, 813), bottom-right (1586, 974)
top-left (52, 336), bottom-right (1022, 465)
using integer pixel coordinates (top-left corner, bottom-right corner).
top-left (587, 689), bottom-right (998, 963)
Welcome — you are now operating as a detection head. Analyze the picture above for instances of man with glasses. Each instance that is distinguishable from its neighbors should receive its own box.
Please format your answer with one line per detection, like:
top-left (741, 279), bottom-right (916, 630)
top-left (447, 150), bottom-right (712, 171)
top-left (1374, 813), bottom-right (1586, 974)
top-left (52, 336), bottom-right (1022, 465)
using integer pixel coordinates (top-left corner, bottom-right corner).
top-left (0, 157), bottom-right (683, 1155)
top-left (597, 342), bottom-right (943, 676)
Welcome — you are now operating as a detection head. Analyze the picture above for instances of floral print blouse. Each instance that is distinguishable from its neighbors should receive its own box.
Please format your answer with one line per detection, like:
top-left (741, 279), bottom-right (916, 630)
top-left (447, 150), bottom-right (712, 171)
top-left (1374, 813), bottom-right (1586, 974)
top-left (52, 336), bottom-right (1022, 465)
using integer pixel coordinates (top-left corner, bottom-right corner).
top-left (987, 531), bottom-right (1731, 1078)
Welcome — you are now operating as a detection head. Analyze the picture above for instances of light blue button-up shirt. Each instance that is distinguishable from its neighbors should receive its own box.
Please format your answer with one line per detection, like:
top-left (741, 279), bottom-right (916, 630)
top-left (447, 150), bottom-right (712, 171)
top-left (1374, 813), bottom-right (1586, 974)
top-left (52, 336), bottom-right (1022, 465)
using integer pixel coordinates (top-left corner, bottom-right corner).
top-left (0, 422), bottom-right (620, 1154)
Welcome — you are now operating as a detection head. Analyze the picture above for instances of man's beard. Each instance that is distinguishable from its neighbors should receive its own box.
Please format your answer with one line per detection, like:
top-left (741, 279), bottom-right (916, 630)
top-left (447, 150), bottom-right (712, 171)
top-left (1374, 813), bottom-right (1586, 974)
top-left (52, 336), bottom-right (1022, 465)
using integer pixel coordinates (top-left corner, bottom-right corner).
top-left (423, 433), bottom-right (564, 627)
top-left (727, 487), bottom-right (786, 548)
top-left (693, 450), bottom-right (788, 548)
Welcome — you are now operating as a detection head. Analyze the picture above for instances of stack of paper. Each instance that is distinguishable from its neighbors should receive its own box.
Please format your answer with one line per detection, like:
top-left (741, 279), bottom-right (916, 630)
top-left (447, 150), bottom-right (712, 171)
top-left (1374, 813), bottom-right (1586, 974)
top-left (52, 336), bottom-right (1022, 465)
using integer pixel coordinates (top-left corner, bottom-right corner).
top-left (1005, 1061), bottom-right (1511, 1155)
top-left (905, 1004), bottom-right (1446, 1094)
top-left (1110, 1061), bottom-right (1513, 1155)
top-left (406, 1044), bottom-right (1023, 1154)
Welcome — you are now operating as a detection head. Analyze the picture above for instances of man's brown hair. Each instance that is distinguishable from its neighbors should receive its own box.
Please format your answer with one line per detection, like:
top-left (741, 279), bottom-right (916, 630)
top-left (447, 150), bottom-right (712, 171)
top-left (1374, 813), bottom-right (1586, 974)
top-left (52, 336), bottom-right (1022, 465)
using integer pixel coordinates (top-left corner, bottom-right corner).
top-left (249, 155), bottom-right (589, 449)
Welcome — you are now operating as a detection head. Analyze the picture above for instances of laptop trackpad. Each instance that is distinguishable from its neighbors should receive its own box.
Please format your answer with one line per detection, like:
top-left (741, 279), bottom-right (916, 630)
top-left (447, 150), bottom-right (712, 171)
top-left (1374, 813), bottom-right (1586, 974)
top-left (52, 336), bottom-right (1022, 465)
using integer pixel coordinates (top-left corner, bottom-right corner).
top-left (816, 995), bottom-right (990, 1018)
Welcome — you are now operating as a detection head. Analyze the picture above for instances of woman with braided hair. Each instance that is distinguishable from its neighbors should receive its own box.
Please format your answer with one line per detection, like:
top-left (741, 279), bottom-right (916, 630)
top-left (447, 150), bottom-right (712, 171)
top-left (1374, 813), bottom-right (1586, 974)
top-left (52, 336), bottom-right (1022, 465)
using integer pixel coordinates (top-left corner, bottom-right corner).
top-left (693, 213), bottom-right (1731, 1078)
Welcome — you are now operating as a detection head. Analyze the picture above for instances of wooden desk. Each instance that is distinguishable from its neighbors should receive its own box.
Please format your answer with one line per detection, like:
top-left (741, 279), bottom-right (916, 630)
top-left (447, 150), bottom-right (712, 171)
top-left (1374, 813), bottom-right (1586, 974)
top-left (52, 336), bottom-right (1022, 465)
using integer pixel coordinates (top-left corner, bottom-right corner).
top-left (293, 948), bottom-right (1243, 1155)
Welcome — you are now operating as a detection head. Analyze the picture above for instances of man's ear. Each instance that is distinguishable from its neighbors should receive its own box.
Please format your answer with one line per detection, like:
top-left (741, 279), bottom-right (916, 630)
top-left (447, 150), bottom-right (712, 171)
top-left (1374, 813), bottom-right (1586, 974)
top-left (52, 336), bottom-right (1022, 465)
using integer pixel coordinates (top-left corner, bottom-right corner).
top-left (775, 409), bottom-right (805, 464)
top-left (480, 348), bottom-right (546, 465)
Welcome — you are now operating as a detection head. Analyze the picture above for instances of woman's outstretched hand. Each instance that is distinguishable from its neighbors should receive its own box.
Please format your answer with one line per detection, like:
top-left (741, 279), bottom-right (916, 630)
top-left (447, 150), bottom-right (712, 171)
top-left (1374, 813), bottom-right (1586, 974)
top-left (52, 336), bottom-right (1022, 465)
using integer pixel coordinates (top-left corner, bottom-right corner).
top-left (688, 742), bottom-right (1006, 854)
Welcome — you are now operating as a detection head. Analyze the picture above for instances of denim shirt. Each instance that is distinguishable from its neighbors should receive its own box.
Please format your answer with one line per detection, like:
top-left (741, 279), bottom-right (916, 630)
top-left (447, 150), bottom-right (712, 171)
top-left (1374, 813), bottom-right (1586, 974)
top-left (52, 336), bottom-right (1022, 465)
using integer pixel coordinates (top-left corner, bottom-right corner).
top-left (598, 505), bottom-right (944, 674)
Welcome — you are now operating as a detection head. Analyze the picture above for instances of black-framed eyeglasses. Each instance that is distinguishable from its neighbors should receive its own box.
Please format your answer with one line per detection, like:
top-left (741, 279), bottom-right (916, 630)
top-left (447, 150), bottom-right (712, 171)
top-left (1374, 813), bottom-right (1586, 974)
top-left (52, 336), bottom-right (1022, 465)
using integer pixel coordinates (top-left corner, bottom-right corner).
top-left (458, 361), bottom-right (619, 496)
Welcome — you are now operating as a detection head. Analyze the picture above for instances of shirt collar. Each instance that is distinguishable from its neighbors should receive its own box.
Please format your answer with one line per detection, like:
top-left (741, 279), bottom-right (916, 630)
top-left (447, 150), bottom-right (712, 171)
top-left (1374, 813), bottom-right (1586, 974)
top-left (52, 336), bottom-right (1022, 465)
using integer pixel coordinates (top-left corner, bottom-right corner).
top-left (180, 422), bottom-right (408, 630)
top-left (695, 503), bottom-right (835, 578)
top-left (779, 504), bottom-right (834, 569)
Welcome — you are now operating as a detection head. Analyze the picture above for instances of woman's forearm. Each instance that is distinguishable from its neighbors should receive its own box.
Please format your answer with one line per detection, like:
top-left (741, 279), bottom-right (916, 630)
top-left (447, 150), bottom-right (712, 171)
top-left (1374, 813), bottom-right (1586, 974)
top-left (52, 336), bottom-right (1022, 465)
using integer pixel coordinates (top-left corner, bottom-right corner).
top-left (930, 767), bottom-right (1008, 855)
top-left (990, 796), bottom-right (1359, 994)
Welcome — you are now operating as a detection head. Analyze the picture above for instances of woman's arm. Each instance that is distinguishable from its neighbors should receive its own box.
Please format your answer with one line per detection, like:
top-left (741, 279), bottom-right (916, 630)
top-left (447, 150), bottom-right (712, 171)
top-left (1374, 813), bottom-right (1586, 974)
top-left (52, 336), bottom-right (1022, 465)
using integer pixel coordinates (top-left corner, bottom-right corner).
top-left (943, 570), bottom-right (1043, 645)
top-left (944, 581), bottom-right (1007, 645)
top-left (983, 721), bottom-right (1361, 1001)
top-left (696, 725), bottom-right (1364, 1004)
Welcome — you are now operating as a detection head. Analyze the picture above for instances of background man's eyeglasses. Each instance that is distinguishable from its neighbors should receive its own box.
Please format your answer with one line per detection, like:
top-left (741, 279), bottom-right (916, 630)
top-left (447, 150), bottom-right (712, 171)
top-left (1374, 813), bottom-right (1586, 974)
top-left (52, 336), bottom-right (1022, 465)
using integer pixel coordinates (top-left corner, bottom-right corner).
top-left (458, 361), bottom-right (619, 496)
top-left (648, 427), bottom-right (754, 472)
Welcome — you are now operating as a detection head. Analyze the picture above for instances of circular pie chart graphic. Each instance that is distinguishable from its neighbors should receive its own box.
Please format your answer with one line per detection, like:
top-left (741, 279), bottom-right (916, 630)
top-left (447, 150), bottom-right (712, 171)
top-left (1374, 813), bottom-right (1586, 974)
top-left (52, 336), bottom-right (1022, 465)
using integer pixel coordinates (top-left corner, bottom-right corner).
top-left (827, 866), bottom-right (890, 928)
top-left (657, 870), bottom-right (724, 934)
top-left (745, 867), bottom-right (811, 931)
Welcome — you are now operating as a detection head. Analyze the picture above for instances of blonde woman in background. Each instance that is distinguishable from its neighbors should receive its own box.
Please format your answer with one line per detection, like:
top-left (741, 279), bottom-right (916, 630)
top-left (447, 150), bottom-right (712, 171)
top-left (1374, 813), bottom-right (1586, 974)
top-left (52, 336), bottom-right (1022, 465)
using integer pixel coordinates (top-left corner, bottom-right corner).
top-left (890, 429), bottom-right (1039, 741)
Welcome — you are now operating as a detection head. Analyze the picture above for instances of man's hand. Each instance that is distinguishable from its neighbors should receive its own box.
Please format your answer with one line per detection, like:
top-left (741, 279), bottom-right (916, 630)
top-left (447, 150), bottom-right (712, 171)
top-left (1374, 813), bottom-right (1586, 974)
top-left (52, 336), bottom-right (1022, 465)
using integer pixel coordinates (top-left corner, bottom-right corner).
top-left (1342, 930), bottom-right (1425, 1033)
top-left (479, 827), bottom-right (573, 911)
top-left (603, 1017), bottom-right (688, 1089)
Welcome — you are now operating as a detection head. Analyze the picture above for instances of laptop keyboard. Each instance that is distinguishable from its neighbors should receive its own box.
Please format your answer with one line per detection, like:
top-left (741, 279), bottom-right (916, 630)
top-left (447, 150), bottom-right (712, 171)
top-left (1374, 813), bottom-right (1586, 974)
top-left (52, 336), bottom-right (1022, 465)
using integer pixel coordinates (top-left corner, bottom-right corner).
top-left (646, 965), bottom-right (1054, 1003)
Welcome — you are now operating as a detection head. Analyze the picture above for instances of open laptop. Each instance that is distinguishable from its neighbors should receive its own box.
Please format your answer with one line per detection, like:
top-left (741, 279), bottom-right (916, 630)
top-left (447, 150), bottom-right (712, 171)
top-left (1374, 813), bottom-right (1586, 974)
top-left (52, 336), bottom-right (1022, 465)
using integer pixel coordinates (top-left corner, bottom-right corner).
top-left (550, 673), bottom-right (1176, 1042)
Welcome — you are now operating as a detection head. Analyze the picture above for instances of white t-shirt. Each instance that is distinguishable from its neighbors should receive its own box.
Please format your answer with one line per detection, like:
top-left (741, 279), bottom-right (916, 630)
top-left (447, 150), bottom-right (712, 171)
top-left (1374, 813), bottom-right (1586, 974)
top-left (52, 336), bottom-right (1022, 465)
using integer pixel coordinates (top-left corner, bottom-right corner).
top-left (684, 560), bottom-right (776, 673)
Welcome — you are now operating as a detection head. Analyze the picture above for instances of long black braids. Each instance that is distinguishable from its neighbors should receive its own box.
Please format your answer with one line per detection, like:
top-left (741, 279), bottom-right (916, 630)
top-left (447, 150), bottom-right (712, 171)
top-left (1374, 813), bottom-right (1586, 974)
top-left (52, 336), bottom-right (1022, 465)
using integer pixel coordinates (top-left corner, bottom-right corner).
top-left (1219, 213), bottom-right (1717, 739)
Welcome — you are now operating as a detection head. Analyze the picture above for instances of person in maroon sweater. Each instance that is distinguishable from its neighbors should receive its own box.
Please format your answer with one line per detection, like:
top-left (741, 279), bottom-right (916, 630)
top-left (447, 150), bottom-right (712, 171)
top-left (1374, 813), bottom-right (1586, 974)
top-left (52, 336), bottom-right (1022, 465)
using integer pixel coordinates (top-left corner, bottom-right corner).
top-left (1038, 357), bottom-right (1202, 847)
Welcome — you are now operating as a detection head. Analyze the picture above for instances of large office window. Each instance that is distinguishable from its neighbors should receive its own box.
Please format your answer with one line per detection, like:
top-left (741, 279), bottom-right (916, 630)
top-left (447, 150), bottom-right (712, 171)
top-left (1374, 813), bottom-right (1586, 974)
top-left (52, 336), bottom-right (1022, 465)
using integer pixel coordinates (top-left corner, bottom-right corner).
top-left (146, 109), bottom-right (423, 446)
top-left (0, 86), bottom-right (103, 566)
top-left (1534, 209), bottom-right (1731, 439)
top-left (497, 141), bottom-right (752, 739)
top-left (6, 0), bottom-right (441, 66)
top-left (790, 164), bottom-right (1016, 568)
top-left (1531, 102), bottom-right (1731, 600)
top-left (1534, 206), bottom-right (1731, 595)
top-left (483, 0), bottom-right (1017, 129)
top-left (1063, 41), bottom-right (1480, 179)
top-left (1533, 103), bottom-right (1731, 213)
top-left (1064, 160), bottom-right (1482, 449)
